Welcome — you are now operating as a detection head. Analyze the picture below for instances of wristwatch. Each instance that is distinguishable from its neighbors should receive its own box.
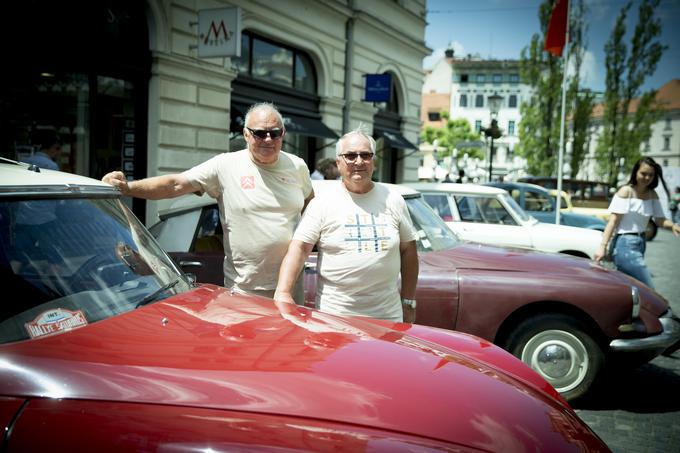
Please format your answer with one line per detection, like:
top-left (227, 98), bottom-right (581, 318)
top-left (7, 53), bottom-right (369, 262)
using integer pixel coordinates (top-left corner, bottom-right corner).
top-left (401, 298), bottom-right (417, 309)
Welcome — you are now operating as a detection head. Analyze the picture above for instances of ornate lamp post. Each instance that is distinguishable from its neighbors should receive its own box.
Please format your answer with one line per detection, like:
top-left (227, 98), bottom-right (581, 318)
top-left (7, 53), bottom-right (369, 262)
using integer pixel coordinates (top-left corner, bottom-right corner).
top-left (484, 93), bottom-right (503, 182)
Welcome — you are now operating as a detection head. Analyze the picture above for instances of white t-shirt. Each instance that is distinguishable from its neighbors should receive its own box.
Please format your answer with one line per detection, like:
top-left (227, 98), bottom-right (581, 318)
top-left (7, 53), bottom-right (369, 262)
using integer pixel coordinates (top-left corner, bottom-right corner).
top-left (294, 182), bottom-right (417, 321)
top-left (182, 149), bottom-right (312, 292)
top-left (608, 194), bottom-right (665, 234)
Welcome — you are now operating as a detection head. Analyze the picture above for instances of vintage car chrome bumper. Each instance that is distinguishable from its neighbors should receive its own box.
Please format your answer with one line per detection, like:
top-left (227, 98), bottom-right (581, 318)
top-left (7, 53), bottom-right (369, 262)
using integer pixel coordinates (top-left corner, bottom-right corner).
top-left (609, 315), bottom-right (680, 354)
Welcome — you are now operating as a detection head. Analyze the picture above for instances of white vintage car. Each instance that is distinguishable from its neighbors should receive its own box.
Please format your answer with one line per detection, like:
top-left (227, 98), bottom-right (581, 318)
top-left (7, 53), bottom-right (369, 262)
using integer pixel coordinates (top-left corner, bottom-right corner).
top-left (405, 182), bottom-right (602, 259)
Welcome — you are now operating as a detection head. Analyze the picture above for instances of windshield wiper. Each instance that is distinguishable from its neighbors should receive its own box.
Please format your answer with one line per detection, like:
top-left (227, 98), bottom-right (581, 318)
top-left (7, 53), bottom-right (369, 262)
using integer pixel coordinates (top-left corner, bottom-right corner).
top-left (135, 278), bottom-right (181, 308)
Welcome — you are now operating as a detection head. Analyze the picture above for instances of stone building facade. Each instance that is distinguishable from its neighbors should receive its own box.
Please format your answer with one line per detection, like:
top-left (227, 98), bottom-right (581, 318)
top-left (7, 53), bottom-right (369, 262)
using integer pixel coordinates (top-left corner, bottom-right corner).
top-left (1, 0), bottom-right (429, 223)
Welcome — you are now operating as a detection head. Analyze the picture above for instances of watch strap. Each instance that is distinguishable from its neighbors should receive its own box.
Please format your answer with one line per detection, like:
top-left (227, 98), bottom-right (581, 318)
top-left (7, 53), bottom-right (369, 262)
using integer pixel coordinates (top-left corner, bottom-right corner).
top-left (401, 298), bottom-right (417, 309)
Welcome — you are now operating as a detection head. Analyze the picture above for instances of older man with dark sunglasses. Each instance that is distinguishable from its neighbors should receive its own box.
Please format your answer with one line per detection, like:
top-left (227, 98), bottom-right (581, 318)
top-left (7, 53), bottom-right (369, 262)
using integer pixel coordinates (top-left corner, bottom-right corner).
top-left (102, 102), bottom-right (314, 303)
top-left (275, 127), bottom-right (419, 323)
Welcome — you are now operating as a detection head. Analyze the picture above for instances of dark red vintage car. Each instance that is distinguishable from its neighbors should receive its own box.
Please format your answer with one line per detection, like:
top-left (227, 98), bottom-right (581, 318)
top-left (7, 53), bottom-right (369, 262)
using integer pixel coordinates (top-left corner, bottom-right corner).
top-left (0, 159), bottom-right (610, 451)
top-left (151, 180), bottom-right (680, 402)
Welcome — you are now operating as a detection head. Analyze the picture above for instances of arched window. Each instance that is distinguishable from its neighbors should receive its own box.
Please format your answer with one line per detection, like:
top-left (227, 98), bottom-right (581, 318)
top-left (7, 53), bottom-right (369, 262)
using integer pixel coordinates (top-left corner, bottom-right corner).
top-left (384, 81), bottom-right (400, 114)
top-left (234, 31), bottom-right (316, 94)
top-left (475, 94), bottom-right (484, 108)
top-left (460, 94), bottom-right (468, 107)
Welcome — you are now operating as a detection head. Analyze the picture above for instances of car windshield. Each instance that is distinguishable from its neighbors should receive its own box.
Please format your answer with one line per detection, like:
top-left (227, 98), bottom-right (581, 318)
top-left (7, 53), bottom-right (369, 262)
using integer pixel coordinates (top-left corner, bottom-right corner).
top-left (405, 196), bottom-right (459, 252)
top-left (501, 193), bottom-right (533, 223)
top-left (0, 196), bottom-right (191, 344)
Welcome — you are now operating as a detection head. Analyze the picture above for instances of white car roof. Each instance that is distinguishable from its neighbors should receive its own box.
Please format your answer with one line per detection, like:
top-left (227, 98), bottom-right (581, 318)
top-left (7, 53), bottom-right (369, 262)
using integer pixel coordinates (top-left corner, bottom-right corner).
top-left (0, 158), bottom-right (112, 190)
top-left (404, 182), bottom-right (507, 196)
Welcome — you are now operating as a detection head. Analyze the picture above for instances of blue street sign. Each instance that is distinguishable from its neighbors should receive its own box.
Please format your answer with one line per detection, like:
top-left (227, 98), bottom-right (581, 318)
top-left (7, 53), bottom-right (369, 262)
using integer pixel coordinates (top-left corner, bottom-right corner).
top-left (364, 74), bottom-right (391, 102)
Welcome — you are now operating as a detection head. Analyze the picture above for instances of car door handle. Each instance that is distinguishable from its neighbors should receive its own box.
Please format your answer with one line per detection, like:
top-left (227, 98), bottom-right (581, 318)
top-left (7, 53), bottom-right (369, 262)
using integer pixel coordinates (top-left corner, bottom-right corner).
top-left (179, 261), bottom-right (203, 268)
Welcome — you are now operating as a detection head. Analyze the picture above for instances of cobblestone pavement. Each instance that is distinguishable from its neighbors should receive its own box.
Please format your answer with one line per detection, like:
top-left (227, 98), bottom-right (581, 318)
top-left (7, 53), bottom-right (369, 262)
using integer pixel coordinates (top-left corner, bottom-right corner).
top-left (573, 229), bottom-right (680, 453)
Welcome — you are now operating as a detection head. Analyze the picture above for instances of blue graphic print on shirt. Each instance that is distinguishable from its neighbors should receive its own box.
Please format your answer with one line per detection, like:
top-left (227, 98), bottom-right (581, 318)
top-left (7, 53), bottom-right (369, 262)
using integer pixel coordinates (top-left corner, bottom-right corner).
top-left (344, 213), bottom-right (391, 252)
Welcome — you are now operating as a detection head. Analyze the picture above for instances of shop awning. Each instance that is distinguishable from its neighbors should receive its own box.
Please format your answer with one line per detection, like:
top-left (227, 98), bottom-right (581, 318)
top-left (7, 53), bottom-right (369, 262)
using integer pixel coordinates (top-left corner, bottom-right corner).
top-left (379, 130), bottom-right (418, 150)
top-left (282, 114), bottom-right (338, 139)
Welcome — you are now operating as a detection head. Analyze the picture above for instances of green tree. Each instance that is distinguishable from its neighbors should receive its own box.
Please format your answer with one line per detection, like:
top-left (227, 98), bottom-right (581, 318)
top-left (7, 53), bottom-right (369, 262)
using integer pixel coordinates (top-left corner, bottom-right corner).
top-left (518, 0), bottom-right (591, 177)
top-left (420, 111), bottom-right (484, 160)
top-left (595, 0), bottom-right (666, 185)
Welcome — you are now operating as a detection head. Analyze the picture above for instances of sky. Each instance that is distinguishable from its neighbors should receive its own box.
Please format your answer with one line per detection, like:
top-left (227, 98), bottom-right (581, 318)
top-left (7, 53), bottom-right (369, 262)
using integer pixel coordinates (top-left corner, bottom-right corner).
top-left (423, 0), bottom-right (680, 93)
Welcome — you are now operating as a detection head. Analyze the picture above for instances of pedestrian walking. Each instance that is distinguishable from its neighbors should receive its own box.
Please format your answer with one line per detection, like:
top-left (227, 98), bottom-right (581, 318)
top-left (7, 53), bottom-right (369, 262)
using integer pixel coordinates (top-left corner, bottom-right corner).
top-left (595, 157), bottom-right (680, 288)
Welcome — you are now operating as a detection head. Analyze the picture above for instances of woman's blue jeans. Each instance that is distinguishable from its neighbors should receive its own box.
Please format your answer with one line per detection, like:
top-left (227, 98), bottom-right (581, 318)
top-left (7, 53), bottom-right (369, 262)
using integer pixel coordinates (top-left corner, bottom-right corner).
top-left (612, 234), bottom-right (654, 288)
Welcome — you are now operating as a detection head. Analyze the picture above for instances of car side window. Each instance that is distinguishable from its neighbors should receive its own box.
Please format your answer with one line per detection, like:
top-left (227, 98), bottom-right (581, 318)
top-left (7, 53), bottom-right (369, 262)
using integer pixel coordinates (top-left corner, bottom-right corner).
top-left (192, 207), bottom-right (224, 252)
top-left (453, 196), bottom-right (484, 222)
top-left (479, 197), bottom-right (516, 225)
top-left (509, 189), bottom-right (521, 203)
top-left (525, 190), bottom-right (551, 212)
top-left (423, 193), bottom-right (453, 221)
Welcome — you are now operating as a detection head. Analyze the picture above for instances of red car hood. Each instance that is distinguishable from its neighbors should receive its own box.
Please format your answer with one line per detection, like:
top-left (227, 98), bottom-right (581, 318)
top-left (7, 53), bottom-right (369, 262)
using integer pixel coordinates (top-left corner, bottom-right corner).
top-left (422, 243), bottom-right (670, 319)
top-left (429, 242), bottom-right (598, 273)
top-left (0, 285), bottom-right (604, 450)
top-left (431, 241), bottom-right (653, 287)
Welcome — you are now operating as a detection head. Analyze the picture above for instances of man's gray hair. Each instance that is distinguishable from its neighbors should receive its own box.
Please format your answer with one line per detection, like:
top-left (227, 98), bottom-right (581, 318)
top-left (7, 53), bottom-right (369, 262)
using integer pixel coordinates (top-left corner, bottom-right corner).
top-left (335, 125), bottom-right (376, 156)
top-left (244, 102), bottom-right (284, 129)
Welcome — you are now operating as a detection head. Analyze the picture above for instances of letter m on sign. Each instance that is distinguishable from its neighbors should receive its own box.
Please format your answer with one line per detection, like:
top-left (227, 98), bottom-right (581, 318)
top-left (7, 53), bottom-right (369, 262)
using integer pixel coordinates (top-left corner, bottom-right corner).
top-left (197, 7), bottom-right (241, 58)
top-left (204, 20), bottom-right (230, 44)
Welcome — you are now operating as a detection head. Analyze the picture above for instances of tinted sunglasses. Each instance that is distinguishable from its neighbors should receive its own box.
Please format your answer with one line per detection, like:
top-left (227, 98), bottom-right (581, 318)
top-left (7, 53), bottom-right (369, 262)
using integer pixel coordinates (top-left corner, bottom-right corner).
top-left (246, 127), bottom-right (284, 140)
top-left (340, 152), bottom-right (374, 163)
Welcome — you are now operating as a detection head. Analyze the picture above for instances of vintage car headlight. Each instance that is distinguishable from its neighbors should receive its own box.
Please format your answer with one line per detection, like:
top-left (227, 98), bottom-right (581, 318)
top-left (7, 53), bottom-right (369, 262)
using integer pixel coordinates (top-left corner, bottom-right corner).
top-left (631, 286), bottom-right (640, 319)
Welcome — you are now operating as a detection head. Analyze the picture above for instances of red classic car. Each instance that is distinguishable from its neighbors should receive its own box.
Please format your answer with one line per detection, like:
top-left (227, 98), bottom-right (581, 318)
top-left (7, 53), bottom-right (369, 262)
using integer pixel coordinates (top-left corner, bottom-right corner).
top-left (0, 158), bottom-right (610, 451)
top-left (150, 180), bottom-right (680, 403)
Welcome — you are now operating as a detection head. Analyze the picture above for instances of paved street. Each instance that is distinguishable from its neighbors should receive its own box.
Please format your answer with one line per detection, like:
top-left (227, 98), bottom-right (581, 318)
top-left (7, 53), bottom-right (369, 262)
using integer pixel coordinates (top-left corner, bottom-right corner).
top-left (573, 229), bottom-right (680, 453)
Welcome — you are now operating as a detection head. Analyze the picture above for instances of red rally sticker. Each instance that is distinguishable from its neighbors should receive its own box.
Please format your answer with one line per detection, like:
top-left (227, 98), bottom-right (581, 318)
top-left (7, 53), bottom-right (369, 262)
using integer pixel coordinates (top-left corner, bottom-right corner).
top-left (25, 308), bottom-right (88, 339)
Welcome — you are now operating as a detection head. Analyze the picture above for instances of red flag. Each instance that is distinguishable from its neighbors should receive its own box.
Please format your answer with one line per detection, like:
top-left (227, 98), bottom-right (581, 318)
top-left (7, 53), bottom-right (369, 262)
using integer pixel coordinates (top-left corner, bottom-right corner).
top-left (545, 0), bottom-right (569, 57)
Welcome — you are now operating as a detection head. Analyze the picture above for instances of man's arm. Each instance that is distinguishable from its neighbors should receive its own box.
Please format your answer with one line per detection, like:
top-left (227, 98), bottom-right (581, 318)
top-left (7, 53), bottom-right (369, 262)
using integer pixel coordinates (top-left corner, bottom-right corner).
top-left (274, 240), bottom-right (315, 304)
top-left (399, 240), bottom-right (419, 323)
top-left (102, 171), bottom-right (197, 200)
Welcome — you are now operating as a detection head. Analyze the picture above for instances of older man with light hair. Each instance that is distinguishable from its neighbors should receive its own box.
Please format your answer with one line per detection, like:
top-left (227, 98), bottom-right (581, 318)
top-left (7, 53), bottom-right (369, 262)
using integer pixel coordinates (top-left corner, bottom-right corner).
top-left (275, 127), bottom-right (419, 322)
top-left (102, 102), bottom-right (313, 302)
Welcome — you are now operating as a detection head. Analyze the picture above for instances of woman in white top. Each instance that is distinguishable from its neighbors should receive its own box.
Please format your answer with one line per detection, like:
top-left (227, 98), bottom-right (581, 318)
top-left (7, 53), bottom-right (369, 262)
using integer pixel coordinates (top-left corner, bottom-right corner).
top-left (595, 157), bottom-right (680, 288)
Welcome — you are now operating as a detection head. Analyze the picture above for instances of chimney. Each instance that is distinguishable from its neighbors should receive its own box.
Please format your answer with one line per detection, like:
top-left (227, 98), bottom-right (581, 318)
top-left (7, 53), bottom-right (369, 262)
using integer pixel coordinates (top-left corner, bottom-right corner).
top-left (445, 48), bottom-right (454, 59)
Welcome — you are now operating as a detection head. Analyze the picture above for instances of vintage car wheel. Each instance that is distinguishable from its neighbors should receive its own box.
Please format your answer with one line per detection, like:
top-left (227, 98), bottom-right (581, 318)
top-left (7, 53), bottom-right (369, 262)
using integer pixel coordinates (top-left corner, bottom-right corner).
top-left (645, 220), bottom-right (657, 241)
top-left (505, 314), bottom-right (604, 401)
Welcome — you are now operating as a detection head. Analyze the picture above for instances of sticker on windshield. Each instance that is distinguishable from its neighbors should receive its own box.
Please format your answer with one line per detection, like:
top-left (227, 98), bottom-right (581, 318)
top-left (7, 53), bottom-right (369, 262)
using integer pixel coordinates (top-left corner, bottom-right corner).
top-left (25, 308), bottom-right (89, 339)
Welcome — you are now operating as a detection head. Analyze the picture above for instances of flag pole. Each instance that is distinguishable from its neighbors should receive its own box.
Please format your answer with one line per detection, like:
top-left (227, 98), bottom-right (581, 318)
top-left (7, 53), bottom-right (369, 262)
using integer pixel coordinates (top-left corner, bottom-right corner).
top-left (555, 0), bottom-right (570, 225)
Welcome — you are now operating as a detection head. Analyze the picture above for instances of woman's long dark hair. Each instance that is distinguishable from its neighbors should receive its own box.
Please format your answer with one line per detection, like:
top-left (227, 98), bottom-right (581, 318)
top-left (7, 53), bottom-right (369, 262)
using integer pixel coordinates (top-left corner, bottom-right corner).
top-left (627, 156), bottom-right (670, 197)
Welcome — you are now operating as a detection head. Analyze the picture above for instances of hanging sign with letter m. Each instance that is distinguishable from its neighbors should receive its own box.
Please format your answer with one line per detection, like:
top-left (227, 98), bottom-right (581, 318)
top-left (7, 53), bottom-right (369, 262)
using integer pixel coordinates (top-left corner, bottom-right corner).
top-left (198, 7), bottom-right (241, 58)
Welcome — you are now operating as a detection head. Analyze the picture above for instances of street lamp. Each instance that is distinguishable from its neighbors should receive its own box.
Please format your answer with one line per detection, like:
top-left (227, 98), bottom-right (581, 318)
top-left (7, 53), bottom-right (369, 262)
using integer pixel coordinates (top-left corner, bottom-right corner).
top-left (484, 92), bottom-right (503, 182)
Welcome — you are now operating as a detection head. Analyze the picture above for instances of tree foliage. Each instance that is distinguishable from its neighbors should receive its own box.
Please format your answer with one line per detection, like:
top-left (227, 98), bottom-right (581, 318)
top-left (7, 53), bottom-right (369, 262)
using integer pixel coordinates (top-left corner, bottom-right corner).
top-left (595, 0), bottom-right (666, 185)
top-left (518, 0), bottom-right (592, 178)
top-left (420, 111), bottom-right (484, 160)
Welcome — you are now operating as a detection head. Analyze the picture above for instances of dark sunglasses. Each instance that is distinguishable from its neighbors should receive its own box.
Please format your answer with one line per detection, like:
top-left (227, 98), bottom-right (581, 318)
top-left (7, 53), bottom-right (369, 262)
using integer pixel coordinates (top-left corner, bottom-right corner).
top-left (340, 152), bottom-right (374, 163)
top-left (246, 127), bottom-right (284, 140)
